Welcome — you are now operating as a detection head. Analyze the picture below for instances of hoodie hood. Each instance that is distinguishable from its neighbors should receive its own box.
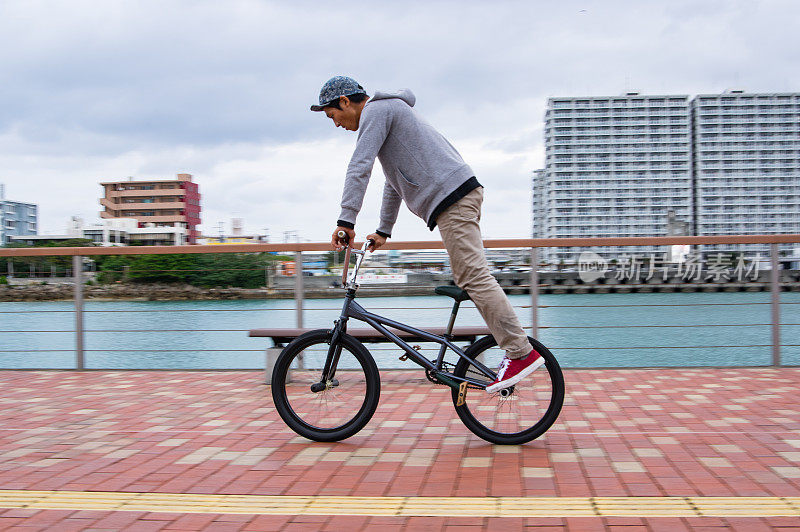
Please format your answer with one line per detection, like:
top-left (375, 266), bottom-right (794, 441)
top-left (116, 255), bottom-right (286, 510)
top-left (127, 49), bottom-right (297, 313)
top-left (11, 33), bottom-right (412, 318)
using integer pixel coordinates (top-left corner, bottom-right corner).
top-left (370, 89), bottom-right (416, 107)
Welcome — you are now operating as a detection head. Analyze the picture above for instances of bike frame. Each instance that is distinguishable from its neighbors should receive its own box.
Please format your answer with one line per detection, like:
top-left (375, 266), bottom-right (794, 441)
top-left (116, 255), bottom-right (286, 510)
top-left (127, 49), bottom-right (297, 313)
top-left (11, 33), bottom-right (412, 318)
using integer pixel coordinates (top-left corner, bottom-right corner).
top-left (320, 240), bottom-right (496, 389)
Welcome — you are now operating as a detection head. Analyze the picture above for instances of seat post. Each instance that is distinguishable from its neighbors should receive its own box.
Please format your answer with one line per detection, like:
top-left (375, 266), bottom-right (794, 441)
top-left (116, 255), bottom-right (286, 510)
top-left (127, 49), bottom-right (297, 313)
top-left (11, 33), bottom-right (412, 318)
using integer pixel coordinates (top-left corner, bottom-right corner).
top-left (445, 300), bottom-right (461, 336)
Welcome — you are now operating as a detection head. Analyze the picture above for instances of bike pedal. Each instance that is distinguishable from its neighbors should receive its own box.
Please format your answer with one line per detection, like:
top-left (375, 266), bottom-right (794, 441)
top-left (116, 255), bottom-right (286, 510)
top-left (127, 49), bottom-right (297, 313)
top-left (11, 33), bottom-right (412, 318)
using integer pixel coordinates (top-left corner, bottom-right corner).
top-left (456, 381), bottom-right (468, 407)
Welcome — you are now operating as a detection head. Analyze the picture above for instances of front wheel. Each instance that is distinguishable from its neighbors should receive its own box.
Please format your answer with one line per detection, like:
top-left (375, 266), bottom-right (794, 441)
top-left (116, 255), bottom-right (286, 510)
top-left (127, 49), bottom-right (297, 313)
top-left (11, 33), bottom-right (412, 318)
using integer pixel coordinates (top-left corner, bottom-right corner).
top-left (271, 329), bottom-right (380, 442)
top-left (452, 335), bottom-right (564, 445)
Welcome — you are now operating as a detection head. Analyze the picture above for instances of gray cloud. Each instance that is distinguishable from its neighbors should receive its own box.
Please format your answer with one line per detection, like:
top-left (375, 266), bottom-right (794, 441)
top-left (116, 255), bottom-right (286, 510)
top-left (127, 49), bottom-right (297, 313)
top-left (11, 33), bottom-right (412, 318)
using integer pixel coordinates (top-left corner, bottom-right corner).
top-left (1, 0), bottom-right (799, 240)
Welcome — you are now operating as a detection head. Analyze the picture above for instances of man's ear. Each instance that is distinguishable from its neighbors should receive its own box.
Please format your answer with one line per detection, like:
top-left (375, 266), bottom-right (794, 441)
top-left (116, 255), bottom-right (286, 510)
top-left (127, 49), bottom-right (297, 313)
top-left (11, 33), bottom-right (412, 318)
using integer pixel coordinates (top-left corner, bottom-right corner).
top-left (338, 95), bottom-right (350, 108)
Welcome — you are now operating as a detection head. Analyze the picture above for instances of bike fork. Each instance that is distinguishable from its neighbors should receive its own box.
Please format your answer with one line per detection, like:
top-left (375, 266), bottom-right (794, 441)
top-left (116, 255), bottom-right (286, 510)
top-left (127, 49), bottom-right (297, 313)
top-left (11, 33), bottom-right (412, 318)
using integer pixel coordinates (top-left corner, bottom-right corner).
top-left (312, 318), bottom-right (347, 393)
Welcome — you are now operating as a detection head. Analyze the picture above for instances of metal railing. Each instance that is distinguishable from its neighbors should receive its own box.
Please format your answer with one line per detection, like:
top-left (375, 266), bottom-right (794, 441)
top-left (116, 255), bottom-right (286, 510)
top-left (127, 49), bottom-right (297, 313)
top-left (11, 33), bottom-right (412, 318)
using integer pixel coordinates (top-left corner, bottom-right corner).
top-left (1, 233), bottom-right (799, 369)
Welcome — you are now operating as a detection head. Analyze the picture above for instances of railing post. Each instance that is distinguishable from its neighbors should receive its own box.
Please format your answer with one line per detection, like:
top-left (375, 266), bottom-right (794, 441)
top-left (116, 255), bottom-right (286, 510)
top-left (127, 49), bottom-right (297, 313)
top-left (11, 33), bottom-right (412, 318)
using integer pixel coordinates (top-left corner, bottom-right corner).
top-left (295, 252), bottom-right (304, 328)
top-left (73, 255), bottom-right (85, 370)
top-left (770, 243), bottom-right (781, 366)
top-left (295, 251), bottom-right (304, 369)
top-left (530, 247), bottom-right (539, 338)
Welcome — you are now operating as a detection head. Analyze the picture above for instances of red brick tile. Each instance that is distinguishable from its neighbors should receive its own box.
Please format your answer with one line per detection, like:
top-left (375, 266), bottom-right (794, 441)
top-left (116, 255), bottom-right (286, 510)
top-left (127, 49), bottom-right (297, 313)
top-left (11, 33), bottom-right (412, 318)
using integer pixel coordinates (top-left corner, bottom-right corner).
top-left (720, 517), bottom-right (774, 531)
top-left (562, 517), bottom-right (606, 531)
top-left (200, 524), bottom-right (247, 532)
top-left (641, 517), bottom-right (691, 532)
top-left (121, 520), bottom-right (173, 531)
top-left (241, 515), bottom-right (293, 530)
top-left (319, 515), bottom-right (372, 531)
top-left (763, 516), bottom-right (800, 527)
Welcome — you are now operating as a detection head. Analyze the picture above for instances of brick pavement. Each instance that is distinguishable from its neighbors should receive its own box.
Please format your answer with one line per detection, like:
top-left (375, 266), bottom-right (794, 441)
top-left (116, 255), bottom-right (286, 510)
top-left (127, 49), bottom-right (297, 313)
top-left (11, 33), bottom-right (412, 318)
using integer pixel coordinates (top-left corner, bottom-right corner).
top-left (0, 368), bottom-right (798, 530)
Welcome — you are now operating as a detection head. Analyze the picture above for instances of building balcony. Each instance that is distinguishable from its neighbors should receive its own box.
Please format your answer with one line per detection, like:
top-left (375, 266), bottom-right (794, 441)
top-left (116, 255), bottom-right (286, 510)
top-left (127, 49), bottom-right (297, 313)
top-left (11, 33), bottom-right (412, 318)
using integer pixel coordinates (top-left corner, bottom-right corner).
top-left (104, 188), bottom-right (183, 198)
top-left (134, 215), bottom-right (187, 224)
top-left (106, 201), bottom-right (187, 210)
top-left (99, 212), bottom-right (188, 224)
top-left (99, 198), bottom-right (119, 210)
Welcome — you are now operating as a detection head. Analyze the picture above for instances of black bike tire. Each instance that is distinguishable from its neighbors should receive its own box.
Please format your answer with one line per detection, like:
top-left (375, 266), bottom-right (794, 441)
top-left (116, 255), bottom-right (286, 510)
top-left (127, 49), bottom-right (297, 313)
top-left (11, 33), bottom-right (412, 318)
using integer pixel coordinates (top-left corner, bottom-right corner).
top-left (271, 329), bottom-right (381, 442)
top-left (452, 335), bottom-right (565, 445)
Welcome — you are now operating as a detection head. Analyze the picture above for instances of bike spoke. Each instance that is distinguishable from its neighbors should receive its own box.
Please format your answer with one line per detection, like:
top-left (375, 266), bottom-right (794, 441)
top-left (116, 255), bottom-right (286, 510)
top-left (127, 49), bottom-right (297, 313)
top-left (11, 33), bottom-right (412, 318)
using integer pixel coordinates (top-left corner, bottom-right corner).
top-left (282, 347), bottom-right (369, 431)
top-left (455, 340), bottom-right (560, 441)
top-left (272, 330), bottom-right (379, 442)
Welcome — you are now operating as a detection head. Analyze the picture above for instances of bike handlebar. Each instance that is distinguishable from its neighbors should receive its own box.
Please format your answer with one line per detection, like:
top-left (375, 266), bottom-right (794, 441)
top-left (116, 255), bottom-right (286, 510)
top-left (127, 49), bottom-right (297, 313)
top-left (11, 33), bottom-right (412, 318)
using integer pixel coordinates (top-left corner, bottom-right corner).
top-left (337, 231), bottom-right (373, 288)
top-left (337, 230), bottom-right (374, 250)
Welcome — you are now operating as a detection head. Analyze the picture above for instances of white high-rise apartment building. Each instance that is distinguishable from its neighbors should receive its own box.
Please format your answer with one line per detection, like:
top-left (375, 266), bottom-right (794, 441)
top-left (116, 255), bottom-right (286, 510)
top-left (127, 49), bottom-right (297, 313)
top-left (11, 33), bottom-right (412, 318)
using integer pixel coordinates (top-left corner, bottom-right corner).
top-left (538, 94), bottom-right (692, 263)
top-left (692, 91), bottom-right (800, 258)
top-left (536, 91), bottom-right (800, 263)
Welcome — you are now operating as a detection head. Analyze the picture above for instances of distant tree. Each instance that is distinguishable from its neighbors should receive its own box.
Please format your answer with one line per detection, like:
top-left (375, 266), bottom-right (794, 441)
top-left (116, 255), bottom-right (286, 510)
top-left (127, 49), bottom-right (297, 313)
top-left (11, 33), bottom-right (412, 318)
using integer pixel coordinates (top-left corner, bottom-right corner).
top-left (0, 239), bottom-right (94, 278)
top-left (325, 250), bottom-right (347, 269)
top-left (127, 254), bottom-right (197, 283)
top-left (41, 239), bottom-right (95, 271)
top-left (40, 238), bottom-right (94, 248)
top-left (95, 255), bottom-right (134, 284)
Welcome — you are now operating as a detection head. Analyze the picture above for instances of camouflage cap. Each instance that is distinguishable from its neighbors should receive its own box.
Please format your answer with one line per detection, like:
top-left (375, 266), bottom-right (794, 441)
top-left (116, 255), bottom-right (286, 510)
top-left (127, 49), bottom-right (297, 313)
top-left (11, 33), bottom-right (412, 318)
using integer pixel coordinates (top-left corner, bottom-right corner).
top-left (310, 76), bottom-right (367, 111)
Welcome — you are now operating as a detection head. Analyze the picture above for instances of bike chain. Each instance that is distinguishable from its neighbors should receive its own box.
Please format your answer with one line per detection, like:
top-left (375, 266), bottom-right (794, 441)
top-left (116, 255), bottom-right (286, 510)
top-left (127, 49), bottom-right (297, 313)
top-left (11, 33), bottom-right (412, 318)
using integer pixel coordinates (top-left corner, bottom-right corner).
top-left (424, 368), bottom-right (449, 387)
top-left (425, 362), bottom-right (484, 390)
top-left (425, 361), bottom-right (455, 387)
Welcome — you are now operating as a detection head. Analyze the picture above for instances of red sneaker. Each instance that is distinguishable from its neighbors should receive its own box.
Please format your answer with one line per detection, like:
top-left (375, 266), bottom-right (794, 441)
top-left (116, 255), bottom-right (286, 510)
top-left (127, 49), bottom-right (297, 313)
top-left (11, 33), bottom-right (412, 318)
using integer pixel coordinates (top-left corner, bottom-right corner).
top-left (485, 349), bottom-right (545, 393)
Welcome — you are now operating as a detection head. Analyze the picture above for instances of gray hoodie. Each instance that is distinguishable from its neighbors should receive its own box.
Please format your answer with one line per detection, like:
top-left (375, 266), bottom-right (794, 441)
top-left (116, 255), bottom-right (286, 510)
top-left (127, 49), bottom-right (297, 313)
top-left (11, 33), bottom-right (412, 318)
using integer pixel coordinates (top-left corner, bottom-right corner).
top-left (337, 89), bottom-right (476, 235)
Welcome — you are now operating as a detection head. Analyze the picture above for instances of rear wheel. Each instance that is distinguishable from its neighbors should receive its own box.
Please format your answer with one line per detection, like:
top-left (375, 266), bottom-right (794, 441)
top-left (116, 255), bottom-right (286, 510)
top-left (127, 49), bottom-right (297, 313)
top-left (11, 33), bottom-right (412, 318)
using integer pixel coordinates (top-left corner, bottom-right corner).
top-left (452, 335), bottom-right (564, 445)
top-left (271, 330), bottom-right (380, 442)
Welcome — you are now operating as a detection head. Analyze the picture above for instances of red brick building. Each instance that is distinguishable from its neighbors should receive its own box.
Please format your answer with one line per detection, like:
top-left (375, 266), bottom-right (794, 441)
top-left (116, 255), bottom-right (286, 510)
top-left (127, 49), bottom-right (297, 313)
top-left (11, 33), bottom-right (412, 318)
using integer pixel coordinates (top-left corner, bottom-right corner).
top-left (100, 173), bottom-right (201, 244)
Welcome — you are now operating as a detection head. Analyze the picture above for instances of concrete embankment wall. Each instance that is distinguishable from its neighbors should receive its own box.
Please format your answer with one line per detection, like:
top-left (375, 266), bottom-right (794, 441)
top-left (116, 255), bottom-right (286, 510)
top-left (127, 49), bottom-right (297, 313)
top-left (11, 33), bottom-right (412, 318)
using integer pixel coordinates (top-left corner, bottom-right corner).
top-left (496, 270), bottom-right (800, 295)
top-left (273, 270), bottom-right (800, 296)
top-left (2, 270), bottom-right (799, 301)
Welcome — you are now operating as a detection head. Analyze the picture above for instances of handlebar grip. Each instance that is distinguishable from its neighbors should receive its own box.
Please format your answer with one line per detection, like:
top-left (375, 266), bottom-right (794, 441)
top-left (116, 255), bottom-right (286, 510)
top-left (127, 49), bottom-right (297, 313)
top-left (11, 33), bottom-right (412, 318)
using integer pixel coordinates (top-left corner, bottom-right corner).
top-left (336, 230), bottom-right (350, 245)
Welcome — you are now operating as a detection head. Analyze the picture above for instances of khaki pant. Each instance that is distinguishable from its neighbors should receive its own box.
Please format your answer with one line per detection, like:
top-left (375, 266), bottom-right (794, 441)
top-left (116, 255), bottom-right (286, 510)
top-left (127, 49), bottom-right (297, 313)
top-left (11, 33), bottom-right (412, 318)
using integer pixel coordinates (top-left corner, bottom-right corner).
top-left (436, 187), bottom-right (531, 359)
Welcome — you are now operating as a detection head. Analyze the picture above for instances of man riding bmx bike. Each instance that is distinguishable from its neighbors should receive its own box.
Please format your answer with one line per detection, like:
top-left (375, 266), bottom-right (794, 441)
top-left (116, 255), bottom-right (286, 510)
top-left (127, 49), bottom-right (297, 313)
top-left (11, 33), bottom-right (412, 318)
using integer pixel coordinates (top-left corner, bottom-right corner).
top-left (312, 75), bottom-right (543, 392)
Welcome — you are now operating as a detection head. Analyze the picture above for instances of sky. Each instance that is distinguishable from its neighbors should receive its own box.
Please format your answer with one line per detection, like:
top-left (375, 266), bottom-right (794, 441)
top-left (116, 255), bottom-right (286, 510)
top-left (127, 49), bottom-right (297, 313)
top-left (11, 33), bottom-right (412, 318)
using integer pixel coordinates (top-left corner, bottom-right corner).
top-left (1, 0), bottom-right (799, 243)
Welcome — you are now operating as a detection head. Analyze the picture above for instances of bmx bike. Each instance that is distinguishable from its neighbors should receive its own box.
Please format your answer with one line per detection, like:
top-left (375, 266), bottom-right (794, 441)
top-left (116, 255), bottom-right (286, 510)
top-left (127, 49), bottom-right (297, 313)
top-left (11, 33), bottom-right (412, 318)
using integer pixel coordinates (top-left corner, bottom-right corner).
top-left (271, 236), bottom-right (564, 445)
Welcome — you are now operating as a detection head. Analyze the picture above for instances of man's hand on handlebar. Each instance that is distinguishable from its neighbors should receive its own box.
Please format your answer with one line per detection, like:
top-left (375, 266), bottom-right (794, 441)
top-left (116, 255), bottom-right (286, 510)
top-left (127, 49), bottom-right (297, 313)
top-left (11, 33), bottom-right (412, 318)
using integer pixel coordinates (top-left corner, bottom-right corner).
top-left (332, 226), bottom-right (355, 250)
top-left (332, 227), bottom-right (385, 252)
top-left (365, 233), bottom-right (386, 252)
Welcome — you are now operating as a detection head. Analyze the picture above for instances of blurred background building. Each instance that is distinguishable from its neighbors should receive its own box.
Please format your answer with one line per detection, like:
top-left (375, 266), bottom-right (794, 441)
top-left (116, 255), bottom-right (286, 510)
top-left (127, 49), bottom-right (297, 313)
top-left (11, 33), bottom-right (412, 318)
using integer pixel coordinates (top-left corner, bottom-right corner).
top-left (199, 218), bottom-right (270, 244)
top-left (535, 91), bottom-right (800, 264)
top-left (0, 184), bottom-right (38, 246)
top-left (99, 173), bottom-right (201, 244)
top-left (692, 92), bottom-right (800, 258)
top-left (10, 216), bottom-right (187, 246)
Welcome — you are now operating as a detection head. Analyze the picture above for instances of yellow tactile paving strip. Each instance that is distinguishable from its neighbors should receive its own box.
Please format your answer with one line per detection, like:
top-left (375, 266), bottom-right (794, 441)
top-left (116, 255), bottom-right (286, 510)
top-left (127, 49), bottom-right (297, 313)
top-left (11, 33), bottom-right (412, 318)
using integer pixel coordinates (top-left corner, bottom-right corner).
top-left (0, 491), bottom-right (798, 517)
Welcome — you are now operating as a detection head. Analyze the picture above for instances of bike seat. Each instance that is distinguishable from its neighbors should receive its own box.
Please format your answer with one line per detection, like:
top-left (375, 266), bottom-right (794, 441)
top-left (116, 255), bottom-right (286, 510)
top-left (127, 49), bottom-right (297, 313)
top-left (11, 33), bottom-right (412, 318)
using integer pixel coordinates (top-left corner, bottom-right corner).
top-left (434, 285), bottom-right (472, 302)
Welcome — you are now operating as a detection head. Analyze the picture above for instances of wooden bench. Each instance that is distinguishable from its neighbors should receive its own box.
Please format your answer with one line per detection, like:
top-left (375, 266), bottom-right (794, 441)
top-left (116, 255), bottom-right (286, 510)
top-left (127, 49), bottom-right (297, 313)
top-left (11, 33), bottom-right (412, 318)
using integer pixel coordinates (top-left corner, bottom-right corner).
top-left (249, 326), bottom-right (491, 383)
